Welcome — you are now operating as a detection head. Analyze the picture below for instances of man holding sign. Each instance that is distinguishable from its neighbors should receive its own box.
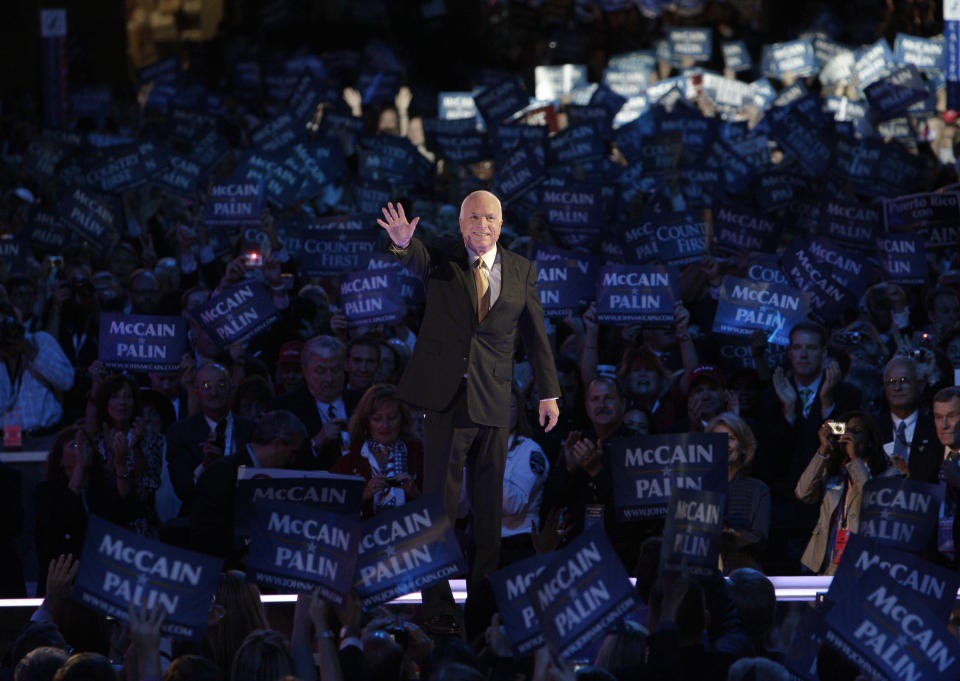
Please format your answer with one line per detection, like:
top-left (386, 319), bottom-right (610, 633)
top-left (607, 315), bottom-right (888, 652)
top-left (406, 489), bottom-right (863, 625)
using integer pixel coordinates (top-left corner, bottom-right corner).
top-left (379, 194), bottom-right (560, 633)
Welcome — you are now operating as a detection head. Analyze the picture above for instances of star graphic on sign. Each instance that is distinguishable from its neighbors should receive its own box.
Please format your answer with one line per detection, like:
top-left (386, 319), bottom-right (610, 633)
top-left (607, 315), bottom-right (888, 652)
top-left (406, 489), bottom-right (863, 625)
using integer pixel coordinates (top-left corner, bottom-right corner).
top-left (631, 287), bottom-right (639, 297)
top-left (306, 541), bottom-right (317, 553)
top-left (662, 465), bottom-right (672, 477)
top-left (136, 574), bottom-right (148, 586)
top-left (880, 508), bottom-right (890, 521)
top-left (895, 635), bottom-right (908, 649)
top-left (385, 545), bottom-right (397, 558)
top-left (568, 587), bottom-right (578, 601)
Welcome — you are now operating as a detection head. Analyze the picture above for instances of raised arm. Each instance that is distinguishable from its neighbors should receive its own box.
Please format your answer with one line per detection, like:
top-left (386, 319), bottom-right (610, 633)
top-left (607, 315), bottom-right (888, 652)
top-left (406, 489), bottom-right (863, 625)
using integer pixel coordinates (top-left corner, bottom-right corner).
top-left (377, 202), bottom-right (419, 249)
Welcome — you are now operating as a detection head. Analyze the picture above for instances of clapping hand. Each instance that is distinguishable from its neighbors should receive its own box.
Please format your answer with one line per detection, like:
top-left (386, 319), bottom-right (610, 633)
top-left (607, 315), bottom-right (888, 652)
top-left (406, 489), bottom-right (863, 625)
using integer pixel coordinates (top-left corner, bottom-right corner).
top-left (378, 202), bottom-right (419, 249)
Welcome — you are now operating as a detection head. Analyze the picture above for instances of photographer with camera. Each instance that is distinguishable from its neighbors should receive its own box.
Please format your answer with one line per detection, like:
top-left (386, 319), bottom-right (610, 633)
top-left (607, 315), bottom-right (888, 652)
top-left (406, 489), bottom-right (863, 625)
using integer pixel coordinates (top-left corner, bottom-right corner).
top-left (0, 302), bottom-right (74, 435)
top-left (795, 412), bottom-right (892, 575)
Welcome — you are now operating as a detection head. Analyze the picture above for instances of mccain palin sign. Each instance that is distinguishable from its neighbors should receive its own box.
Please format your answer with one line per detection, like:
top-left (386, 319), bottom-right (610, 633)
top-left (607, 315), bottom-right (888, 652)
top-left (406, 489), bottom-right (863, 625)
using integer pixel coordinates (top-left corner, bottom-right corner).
top-left (339, 268), bottom-right (405, 328)
top-left (713, 276), bottom-right (810, 346)
top-left (596, 265), bottom-right (679, 324)
top-left (353, 495), bottom-right (465, 609)
top-left (489, 552), bottom-right (551, 657)
top-left (528, 530), bottom-right (636, 659)
top-left (189, 279), bottom-right (278, 347)
top-left (609, 432), bottom-right (728, 520)
top-left (73, 515), bottom-right (222, 641)
top-left (234, 467), bottom-right (365, 538)
top-left (857, 477), bottom-right (943, 553)
top-left (98, 313), bottom-right (187, 372)
top-left (246, 501), bottom-right (361, 605)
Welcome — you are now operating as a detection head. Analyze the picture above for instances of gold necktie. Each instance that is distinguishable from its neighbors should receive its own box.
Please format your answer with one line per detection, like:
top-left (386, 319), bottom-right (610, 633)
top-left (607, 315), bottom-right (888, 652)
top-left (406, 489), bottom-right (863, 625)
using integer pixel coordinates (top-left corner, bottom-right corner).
top-left (474, 258), bottom-right (490, 321)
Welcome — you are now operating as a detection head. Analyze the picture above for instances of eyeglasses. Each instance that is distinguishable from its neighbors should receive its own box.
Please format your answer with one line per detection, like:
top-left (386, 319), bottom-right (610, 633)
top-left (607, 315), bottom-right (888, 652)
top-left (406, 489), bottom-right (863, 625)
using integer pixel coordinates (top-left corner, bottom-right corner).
top-left (885, 377), bottom-right (913, 387)
top-left (201, 381), bottom-right (228, 391)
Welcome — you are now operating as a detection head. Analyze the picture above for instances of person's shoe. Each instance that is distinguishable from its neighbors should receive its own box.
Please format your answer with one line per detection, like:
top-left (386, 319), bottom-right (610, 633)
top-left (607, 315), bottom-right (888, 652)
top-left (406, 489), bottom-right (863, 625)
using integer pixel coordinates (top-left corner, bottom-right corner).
top-left (423, 614), bottom-right (462, 637)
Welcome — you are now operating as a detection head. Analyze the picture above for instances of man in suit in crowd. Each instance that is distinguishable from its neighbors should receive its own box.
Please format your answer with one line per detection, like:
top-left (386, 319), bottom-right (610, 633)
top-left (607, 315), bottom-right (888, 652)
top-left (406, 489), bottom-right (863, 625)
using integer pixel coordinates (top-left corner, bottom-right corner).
top-left (760, 321), bottom-right (861, 573)
top-left (189, 410), bottom-right (306, 564)
top-left (873, 355), bottom-right (939, 483)
top-left (343, 334), bottom-right (380, 412)
top-left (379, 192), bottom-right (560, 632)
top-left (933, 387), bottom-right (960, 568)
top-left (270, 334), bottom-right (348, 470)
top-left (166, 362), bottom-right (255, 515)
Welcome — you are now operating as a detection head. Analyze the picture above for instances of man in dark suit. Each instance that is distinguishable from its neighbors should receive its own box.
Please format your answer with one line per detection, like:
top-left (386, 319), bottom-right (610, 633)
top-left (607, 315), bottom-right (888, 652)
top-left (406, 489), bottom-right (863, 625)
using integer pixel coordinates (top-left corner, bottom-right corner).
top-left (873, 355), bottom-right (939, 483)
top-left (189, 410), bottom-right (307, 564)
top-left (759, 321), bottom-right (861, 574)
top-left (379, 193), bottom-right (561, 631)
top-left (269, 334), bottom-right (348, 470)
top-left (166, 363), bottom-right (255, 515)
top-left (933, 387), bottom-right (960, 568)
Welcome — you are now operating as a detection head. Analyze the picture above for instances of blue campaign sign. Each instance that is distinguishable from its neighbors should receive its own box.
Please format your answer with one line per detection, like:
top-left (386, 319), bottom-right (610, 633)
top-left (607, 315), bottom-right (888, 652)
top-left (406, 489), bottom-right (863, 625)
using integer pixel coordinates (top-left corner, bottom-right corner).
top-left (818, 198), bottom-right (881, 250)
top-left (948, 20), bottom-right (960, 111)
top-left (363, 254), bottom-right (424, 305)
top-left (648, 212), bottom-right (706, 265)
top-left (300, 225), bottom-right (379, 277)
top-left (883, 191), bottom-right (960, 249)
top-left (827, 535), bottom-right (960, 622)
top-left (722, 41), bottom-right (752, 72)
top-left (29, 209), bottom-right (67, 252)
top-left (359, 136), bottom-right (429, 186)
top-left (858, 478), bottom-right (943, 553)
top-left (151, 154), bottom-right (203, 197)
top-left (495, 145), bottom-right (546, 204)
top-left (287, 72), bottom-right (322, 125)
top-left (205, 181), bottom-right (264, 227)
top-left (876, 232), bottom-right (927, 285)
top-left (713, 201), bottom-right (780, 254)
top-left (474, 79), bottom-right (529, 126)
top-left (823, 567), bottom-right (960, 681)
top-left (761, 39), bottom-right (818, 78)
top-left (855, 39), bottom-right (897, 88)
top-left (754, 171), bottom-right (812, 212)
top-left (489, 552), bottom-right (552, 657)
top-left (86, 147), bottom-right (148, 194)
top-left (73, 515), bottom-right (221, 641)
top-left (98, 313), bottom-right (187, 372)
top-left (234, 467), bottom-right (364, 538)
top-left (239, 152), bottom-right (303, 209)
top-left (660, 489), bottom-right (725, 578)
top-left (491, 122), bottom-right (548, 152)
top-left (713, 276), bottom-right (810, 346)
top-left (529, 531), bottom-right (636, 659)
top-left (190, 279), bottom-right (278, 347)
top-left (246, 502), bottom-right (360, 604)
top-left (438, 91), bottom-right (480, 125)
top-left (353, 495), bottom-right (465, 609)
top-left (0, 236), bottom-right (30, 274)
top-left (286, 143), bottom-right (331, 201)
top-left (668, 28), bottom-right (712, 62)
top-left (70, 85), bottom-right (112, 123)
top-left (540, 181), bottom-right (605, 248)
top-left (746, 255), bottom-right (790, 286)
top-left (339, 269), bottom-right (404, 328)
top-left (58, 187), bottom-right (118, 253)
top-left (547, 123), bottom-right (607, 165)
top-left (781, 239), bottom-right (859, 324)
top-left (864, 65), bottom-right (929, 120)
top-left (138, 56), bottom-right (181, 85)
top-left (608, 433), bottom-right (728, 520)
top-left (251, 113), bottom-right (302, 152)
top-left (894, 33), bottom-right (945, 73)
top-left (535, 256), bottom-right (595, 318)
top-left (602, 67), bottom-right (651, 98)
top-left (805, 237), bottom-right (870, 296)
top-left (596, 265), bottom-right (679, 325)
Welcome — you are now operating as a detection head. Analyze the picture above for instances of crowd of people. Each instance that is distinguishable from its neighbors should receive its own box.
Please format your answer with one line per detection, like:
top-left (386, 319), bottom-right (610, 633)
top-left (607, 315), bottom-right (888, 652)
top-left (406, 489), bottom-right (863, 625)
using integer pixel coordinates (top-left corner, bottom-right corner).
top-left (1, 0), bottom-right (960, 679)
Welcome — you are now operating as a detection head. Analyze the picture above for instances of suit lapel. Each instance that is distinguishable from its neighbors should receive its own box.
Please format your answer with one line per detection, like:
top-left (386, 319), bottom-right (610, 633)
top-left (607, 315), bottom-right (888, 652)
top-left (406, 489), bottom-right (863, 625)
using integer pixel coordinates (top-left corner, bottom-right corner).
top-left (487, 244), bottom-right (514, 317)
top-left (453, 242), bottom-right (479, 320)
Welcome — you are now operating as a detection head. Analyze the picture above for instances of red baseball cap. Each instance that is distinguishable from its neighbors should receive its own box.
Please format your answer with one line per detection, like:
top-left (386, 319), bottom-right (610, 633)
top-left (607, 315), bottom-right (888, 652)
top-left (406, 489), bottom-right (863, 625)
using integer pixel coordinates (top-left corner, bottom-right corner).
top-left (686, 364), bottom-right (724, 391)
top-left (277, 341), bottom-right (304, 365)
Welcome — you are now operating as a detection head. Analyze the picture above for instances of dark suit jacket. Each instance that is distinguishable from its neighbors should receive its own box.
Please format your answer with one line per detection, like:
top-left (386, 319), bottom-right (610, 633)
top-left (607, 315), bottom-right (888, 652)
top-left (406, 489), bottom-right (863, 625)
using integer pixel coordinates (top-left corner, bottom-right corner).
top-left (269, 385), bottom-right (342, 470)
top-left (872, 410), bottom-right (940, 483)
top-left (757, 376), bottom-right (861, 529)
top-left (188, 448), bottom-right (254, 564)
top-left (166, 413), bottom-right (255, 514)
top-left (394, 238), bottom-right (560, 426)
top-left (0, 463), bottom-right (24, 597)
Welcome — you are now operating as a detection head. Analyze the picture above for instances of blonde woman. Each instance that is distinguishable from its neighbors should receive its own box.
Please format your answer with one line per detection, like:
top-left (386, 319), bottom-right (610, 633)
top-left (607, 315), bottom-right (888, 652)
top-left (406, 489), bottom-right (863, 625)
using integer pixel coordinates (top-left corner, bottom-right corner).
top-left (707, 412), bottom-right (770, 573)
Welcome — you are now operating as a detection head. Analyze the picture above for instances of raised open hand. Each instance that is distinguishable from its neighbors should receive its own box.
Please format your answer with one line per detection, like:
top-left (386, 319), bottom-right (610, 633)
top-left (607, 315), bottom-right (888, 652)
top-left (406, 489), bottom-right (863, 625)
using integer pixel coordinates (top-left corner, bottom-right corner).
top-left (377, 202), bottom-right (419, 249)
